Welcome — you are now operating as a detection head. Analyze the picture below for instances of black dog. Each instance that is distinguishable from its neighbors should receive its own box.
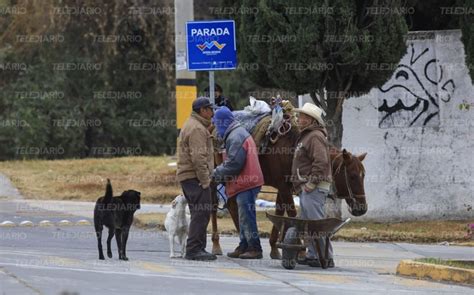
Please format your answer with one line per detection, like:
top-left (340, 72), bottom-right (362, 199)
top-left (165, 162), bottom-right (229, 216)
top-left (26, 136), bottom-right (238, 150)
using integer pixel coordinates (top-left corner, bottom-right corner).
top-left (94, 179), bottom-right (141, 260)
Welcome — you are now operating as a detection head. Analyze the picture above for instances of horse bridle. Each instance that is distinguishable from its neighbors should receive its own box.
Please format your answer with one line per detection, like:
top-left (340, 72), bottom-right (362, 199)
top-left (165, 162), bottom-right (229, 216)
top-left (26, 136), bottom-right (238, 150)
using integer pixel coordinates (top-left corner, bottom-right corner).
top-left (332, 153), bottom-right (366, 203)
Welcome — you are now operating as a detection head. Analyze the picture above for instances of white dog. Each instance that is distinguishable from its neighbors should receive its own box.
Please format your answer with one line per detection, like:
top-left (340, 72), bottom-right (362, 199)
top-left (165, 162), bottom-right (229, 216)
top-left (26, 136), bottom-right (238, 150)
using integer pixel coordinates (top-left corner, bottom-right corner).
top-left (165, 194), bottom-right (190, 258)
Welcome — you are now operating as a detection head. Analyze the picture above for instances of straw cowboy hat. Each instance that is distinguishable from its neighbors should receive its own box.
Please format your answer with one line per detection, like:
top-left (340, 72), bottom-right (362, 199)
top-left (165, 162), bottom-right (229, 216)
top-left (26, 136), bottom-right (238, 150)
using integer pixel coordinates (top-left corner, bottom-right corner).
top-left (293, 103), bottom-right (325, 126)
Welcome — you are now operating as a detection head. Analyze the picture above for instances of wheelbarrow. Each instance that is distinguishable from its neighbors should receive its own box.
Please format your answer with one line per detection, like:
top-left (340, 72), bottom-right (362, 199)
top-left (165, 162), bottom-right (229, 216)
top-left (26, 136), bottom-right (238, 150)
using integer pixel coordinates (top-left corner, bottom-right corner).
top-left (266, 212), bottom-right (351, 269)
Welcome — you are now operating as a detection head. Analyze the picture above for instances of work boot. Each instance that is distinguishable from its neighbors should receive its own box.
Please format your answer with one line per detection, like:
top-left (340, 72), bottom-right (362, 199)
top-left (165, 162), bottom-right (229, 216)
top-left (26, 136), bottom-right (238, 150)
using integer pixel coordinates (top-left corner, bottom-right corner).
top-left (297, 257), bottom-right (318, 266)
top-left (185, 250), bottom-right (217, 261)
top-left (239, 250), bottom-right (263, 259)
top-left (227, 246), bottom-right (245, 258)
top-left (307, 259), bottom-right (322, 267)
top-left (308, 258), bottom-right (335, 268)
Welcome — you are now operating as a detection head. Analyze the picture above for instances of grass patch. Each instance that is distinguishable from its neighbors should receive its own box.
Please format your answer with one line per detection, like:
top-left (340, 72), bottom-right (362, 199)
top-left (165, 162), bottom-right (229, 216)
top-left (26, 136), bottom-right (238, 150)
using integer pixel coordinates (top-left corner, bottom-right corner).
top-left (135, 212), bottom-right (473, 244)
top-left (0, 156), bottom-right (181, 203)
top-left (415, 258), bottom-right (474, 270)
top-left (334, 220), bottom-right (473, 243)
top-left (0, 156), bottom-right (280, 204)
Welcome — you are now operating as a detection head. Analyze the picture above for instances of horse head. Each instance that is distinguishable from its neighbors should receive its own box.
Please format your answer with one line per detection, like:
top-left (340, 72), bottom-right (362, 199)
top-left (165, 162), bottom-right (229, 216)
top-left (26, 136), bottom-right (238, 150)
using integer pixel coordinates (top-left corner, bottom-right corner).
top-left (331, 149), bottom-right (368, 216)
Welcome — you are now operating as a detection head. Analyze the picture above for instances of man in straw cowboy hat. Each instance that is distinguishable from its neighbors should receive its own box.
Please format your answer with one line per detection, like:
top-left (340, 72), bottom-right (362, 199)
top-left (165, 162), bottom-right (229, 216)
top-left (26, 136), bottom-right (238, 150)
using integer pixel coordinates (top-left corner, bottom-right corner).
top-left (291, 102), bottom-right (334, 268)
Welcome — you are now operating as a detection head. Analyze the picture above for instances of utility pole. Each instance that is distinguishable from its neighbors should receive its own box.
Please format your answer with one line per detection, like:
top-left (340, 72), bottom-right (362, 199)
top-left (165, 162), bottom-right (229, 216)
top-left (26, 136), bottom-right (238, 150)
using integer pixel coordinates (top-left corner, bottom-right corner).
top-left (174, 0), bottom-right (195, 130)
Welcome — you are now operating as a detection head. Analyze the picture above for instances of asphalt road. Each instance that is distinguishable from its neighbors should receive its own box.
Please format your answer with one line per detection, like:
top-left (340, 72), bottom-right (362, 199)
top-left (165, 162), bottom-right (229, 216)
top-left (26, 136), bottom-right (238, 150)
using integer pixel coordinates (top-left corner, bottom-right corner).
top-left (0, 174), bottom-right (473, 295)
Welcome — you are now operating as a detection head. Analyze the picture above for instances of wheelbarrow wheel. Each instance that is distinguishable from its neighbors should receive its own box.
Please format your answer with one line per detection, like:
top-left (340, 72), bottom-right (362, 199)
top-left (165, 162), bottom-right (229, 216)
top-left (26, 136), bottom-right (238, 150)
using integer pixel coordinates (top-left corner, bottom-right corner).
top-left (282, 258), bottom-right (296, 270)
top-left (281, 227), bottom-right (299, 270)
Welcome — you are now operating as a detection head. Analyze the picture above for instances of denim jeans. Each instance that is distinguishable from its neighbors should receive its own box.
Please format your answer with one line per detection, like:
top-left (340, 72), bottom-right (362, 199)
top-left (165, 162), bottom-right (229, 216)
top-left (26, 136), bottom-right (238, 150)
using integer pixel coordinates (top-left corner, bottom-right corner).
top-left (236, 186), bottom-right (262, 252)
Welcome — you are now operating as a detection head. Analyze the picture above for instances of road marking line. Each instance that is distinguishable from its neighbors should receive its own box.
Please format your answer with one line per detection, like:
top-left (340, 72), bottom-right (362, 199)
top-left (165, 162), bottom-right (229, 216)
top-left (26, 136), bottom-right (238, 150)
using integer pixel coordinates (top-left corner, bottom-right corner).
top-left (0, 262), bottom-right (285, 287)
top-left (217, 268), bottom-right (267, 280)
top-left (43, 256), bottom-right (85, 267)
top-left (136, 261), bottom-right (175, 273)
top-left (393, 276), bottom-right (446, 288)
top-left (300, 273), bottom-right (354, 284)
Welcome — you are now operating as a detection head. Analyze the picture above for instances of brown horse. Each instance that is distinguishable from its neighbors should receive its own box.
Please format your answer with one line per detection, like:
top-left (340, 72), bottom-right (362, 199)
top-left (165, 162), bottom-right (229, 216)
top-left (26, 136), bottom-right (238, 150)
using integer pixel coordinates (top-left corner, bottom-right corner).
top-left (210, 127), bottom-right (368, 259)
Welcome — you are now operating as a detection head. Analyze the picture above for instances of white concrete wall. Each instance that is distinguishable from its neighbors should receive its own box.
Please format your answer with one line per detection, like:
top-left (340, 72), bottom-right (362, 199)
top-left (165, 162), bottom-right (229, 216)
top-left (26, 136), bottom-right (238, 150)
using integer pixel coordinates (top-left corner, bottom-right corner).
top-left (341, 30), bottom-right (473, 221)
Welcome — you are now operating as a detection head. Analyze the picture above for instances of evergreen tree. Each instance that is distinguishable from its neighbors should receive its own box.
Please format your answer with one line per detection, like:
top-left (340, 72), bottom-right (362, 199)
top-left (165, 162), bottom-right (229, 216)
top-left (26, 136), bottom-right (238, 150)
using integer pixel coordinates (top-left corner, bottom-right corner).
top-left (0, 0), bottom-right (175, 159)
top-left (233, 0), bottom-right (409, 146)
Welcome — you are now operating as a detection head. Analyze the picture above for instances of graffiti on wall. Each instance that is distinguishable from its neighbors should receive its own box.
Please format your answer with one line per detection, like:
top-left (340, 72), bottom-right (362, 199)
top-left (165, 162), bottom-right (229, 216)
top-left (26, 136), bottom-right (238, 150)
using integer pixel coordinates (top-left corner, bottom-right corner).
top-left (378, 42), bottom-right (456, 128)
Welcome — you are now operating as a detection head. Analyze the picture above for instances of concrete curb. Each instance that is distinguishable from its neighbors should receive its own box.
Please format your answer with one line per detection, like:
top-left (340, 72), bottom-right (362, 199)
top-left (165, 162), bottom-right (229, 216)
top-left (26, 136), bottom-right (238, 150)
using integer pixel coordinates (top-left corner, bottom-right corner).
top-left (396, 259), bottom-right (474, 286)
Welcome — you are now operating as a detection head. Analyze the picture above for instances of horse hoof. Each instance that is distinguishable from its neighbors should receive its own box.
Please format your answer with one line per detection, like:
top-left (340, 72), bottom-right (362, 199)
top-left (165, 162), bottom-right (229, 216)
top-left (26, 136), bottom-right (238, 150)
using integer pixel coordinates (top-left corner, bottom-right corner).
top-left (212, 245), bottom-right (223, 255)
top-left (270, 249), bottom-right (281, 260)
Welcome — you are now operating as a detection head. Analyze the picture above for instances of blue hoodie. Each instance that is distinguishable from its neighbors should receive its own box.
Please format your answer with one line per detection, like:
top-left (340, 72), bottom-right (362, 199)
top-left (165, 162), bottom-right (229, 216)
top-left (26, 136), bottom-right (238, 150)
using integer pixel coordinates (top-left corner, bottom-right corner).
top-left (213, 106), bottom-right (234, 138)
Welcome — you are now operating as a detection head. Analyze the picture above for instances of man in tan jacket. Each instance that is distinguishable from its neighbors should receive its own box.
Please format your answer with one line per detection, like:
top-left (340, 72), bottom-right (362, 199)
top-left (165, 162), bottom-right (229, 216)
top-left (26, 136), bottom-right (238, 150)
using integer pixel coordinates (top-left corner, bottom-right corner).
top-left (291, 103), bottom-right (334, 268)
top-left (177, 97), bottom-right (216, 261)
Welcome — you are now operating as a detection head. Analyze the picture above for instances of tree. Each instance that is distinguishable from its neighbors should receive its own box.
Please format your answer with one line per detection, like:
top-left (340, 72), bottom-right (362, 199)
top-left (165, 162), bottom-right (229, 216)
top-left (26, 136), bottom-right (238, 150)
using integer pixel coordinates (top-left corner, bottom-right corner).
top-left (231, 0), bottom-right (409, 147)
top-left (0, 0), bottom-right (176, 159)
top-left (406, 0), bottom-right (473, 81)
top-left (460, 0), bottom-right (474, 81)
top-left (405, 0), bottom-right (460, 31)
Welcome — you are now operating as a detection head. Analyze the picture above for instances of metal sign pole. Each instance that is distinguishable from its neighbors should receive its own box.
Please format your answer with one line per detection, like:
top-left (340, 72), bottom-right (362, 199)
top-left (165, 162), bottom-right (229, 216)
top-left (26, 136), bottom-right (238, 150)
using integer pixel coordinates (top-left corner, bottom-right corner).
top-left (209, 71), bottom-right (215, 104)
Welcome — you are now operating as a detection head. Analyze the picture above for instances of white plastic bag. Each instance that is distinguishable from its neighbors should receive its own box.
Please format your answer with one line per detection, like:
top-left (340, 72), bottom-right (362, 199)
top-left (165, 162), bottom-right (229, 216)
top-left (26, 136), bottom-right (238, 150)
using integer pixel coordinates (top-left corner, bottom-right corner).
top-left (243, 96), bottom-right (271, 114)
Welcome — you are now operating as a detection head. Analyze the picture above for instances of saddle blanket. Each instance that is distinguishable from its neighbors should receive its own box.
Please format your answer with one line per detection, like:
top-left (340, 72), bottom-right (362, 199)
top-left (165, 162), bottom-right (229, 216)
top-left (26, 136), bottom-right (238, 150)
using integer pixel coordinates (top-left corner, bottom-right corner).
top-left (233, 110), bottom-right (270, 134)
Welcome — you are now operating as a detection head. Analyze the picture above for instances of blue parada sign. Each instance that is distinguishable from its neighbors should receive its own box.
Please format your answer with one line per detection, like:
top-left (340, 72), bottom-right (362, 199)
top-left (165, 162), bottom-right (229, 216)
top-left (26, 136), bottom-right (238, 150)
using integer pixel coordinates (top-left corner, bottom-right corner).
top-left (186, 20), bottom-right (237, 71)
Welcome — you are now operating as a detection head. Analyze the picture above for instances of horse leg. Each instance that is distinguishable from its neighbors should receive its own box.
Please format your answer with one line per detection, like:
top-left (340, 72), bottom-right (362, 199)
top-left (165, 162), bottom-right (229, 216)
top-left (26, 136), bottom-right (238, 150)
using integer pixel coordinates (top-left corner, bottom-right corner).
top-left (226, 197), bottom-right (240, 231)
top-left (211, 187), bottom-right (223, 255)
top-left (211, 211), bottom-right (223, 255)
top-left (269, 191), bottom-right (285, 259)
top-left (282, 186), bottom-right (296, 218)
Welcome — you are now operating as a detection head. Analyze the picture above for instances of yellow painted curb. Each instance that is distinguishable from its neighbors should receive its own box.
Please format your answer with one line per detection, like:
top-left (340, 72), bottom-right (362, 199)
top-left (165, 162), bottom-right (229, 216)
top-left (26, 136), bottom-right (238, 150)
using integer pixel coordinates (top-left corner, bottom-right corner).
top-left (396, 259), bottom-right (474, 286)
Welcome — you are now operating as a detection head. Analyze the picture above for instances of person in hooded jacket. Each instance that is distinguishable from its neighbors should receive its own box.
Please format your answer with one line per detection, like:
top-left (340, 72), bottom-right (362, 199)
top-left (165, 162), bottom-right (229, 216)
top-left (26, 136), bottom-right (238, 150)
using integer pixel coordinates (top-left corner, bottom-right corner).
top-left (212, 107), bottom-right (264, 259)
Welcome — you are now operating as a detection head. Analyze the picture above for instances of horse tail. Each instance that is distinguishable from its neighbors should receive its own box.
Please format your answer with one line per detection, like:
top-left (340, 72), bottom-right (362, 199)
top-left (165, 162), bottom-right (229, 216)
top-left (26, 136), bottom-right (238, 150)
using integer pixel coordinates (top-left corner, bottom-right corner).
top-left (104, 179), bottom-right (113, 203)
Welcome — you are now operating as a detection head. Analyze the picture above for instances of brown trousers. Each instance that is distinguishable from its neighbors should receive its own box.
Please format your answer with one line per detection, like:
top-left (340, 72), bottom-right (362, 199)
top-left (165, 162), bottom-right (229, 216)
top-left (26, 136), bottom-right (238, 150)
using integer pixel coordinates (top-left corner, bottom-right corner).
top-left (180, 178), bottom-right (212, 254)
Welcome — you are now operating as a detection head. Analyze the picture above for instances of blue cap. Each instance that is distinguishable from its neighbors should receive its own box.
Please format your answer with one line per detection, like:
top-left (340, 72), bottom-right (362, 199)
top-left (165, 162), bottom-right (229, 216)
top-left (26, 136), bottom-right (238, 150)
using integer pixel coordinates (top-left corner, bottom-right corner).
top-left (192, 97), bottom-right (216, 112)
